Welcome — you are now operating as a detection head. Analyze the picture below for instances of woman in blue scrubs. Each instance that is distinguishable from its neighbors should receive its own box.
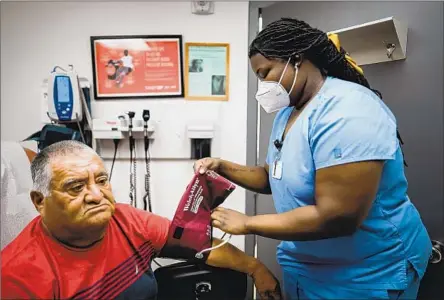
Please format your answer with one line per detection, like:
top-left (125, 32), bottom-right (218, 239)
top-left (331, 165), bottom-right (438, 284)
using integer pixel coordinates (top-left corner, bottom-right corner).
top-left (194, 18), bottom-right (432, 299)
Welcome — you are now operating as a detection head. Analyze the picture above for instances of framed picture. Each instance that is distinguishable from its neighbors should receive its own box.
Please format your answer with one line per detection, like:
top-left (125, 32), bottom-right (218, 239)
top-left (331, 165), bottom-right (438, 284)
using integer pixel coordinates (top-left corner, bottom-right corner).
top-left (184, 43), bottom-right (230, 101)
top-left (90, 35), bottom-right (184, 100)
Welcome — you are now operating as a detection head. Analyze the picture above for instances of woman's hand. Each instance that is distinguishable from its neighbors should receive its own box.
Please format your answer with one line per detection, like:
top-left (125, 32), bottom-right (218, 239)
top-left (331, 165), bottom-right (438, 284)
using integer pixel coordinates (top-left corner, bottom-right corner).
top-left (251, 263), bottom-right (282, 300)
top-left (211, 207), bottom-right (251, 235)
top-left (193, 157), bottom-right (221, 174)
top-left (193, 158), bottom-right (272, 195)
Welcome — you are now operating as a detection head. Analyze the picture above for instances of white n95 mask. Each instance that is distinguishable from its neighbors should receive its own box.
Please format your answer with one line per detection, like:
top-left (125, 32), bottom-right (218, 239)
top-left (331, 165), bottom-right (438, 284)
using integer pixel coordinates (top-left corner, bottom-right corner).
top-left (255, 57), bottom-right (299, 114)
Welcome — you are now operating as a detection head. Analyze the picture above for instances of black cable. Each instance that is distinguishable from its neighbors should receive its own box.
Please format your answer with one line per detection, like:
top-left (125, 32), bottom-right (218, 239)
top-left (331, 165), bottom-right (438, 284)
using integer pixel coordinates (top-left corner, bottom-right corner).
top-left (143, 132), bottom-right (152, 212)
top-left (129, 135), bottom-right (137, 208)
top-left (145, 135), bottom-right (161, 268)
top-left (129, 137), bottom-right (134, 207)
top-left (140, 110), bottom-right (160, 268)
top-left (132, 141), bottom-right (137, 208)
top-left (127, 112), bottom-right (136, 208)
top-left (142, 110), bottom-right (152, 212)
top-left (109, 139), bottom-right (120, 181)
top-left (152, 259), bottom-right (162, 268)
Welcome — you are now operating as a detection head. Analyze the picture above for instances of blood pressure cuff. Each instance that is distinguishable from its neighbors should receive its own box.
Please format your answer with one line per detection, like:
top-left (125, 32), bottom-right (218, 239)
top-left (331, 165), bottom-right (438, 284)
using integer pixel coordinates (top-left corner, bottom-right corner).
top-left (161, 171), bottom-right (236, 261)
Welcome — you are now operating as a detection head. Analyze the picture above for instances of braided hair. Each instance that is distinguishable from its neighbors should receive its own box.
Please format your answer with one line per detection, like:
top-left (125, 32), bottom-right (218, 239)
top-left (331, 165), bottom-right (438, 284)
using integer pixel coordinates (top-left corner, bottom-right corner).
top-left (249, 17), bottom-right (407, 166)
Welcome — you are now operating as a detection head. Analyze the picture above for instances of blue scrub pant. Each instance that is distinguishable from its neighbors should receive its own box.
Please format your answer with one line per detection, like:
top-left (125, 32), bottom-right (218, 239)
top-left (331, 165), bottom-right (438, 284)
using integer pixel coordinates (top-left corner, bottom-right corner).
top-left (282, 263), bottom-right (420, 300)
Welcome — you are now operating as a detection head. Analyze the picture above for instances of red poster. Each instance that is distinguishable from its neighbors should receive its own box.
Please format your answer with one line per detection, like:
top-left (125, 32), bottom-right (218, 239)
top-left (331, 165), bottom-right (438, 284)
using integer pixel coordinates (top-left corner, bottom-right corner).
top-left (91, 36), bottom-right (184, 99)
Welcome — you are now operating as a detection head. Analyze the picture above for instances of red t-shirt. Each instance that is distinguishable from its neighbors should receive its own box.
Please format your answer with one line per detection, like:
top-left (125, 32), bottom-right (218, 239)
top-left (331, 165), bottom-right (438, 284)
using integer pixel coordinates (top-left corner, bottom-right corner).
top-left (1, 203), bottom-right (171, 299)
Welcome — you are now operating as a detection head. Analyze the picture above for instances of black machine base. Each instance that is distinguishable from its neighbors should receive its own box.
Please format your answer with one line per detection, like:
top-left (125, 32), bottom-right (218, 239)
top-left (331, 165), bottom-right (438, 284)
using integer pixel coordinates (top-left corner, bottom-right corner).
top-left (154, 261), bottom-right (247, 300)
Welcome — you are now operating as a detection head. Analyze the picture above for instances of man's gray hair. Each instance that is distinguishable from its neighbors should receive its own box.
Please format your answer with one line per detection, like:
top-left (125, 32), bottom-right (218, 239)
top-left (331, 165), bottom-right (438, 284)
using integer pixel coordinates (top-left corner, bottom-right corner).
top-left (31, 140), bottom-right (99, 197)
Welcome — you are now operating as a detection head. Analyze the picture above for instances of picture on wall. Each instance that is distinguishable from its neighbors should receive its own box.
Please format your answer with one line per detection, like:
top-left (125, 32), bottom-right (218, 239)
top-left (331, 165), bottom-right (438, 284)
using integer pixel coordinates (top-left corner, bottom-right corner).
top-left (184, 43), bottom-right (230, 101)
top-left (90, 35), bottom-right (184, 100)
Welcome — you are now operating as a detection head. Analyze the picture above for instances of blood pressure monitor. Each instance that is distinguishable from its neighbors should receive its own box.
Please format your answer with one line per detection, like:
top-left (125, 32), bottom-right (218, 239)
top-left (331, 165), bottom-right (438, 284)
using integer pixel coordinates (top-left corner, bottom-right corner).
top-left (47, 68), bottom-right (83, 122)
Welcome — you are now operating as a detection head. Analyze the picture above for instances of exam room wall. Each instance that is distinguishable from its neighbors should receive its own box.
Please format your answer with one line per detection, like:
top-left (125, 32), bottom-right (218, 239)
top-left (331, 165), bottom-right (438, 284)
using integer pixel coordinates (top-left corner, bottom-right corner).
top-left (0, 1), bottom-right (249, 252)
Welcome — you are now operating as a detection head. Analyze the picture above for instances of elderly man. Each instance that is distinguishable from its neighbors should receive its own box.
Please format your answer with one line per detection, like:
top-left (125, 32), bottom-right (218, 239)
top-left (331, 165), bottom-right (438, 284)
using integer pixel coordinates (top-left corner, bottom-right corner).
top-left (1, 141), bottom-right (281, 299)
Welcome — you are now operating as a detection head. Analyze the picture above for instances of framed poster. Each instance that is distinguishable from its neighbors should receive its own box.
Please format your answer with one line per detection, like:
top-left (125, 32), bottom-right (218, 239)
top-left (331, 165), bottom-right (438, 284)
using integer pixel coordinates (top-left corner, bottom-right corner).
top-left (90, 35), bottom-right (184, 100)
top-left (184, 43), bottom-right (230, 101)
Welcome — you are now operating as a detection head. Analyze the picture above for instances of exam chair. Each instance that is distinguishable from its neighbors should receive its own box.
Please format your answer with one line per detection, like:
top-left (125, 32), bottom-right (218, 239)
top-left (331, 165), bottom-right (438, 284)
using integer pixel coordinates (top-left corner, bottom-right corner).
top-left (1, 141), bottom-right (38, 249)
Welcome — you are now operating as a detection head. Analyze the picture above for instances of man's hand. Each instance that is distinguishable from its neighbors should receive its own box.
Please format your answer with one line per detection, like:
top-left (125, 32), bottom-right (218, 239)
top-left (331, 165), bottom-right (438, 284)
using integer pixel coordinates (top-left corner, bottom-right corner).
top-left (211, 207), bottom-right (251, 235)
top-left (251, 263), bottom-right (282, 300)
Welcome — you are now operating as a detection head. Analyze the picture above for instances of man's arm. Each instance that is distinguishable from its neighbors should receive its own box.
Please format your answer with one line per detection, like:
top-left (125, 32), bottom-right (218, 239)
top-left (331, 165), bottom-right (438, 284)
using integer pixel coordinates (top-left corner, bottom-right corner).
top-left (205, 238), bottom-right (258, 274)
top-left (159, 238), bottom-right (281, 299)
top-left (206, 238), bottom-right (280, 299)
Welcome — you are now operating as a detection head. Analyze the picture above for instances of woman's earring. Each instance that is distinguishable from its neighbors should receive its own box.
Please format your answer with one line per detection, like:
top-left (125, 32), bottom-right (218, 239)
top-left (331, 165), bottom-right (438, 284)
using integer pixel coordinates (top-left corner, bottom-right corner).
top-left (294, 54), bottom-right (303, 67)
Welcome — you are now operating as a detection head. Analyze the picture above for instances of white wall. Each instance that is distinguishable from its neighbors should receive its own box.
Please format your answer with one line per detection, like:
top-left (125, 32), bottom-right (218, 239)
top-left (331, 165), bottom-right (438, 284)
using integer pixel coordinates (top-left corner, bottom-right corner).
top-left (1, 1), bottom-right (250, 252)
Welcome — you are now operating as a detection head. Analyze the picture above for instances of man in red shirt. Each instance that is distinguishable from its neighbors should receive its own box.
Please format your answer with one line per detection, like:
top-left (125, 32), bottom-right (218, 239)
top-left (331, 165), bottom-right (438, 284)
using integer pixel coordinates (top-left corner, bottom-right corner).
top-left (1, 141), bottom-right (281, 299)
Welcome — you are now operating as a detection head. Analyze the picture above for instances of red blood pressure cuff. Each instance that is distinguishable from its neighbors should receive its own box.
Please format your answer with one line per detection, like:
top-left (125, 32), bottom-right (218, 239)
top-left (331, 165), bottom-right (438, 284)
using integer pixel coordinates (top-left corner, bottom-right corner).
top-left (161, 171), bottom-right (236, 261)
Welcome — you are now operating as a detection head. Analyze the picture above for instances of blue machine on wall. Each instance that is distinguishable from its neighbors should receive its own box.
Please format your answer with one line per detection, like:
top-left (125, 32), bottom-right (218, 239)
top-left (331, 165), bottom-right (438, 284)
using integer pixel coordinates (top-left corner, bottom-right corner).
top-left (24, 65), bottom-right (93, 151)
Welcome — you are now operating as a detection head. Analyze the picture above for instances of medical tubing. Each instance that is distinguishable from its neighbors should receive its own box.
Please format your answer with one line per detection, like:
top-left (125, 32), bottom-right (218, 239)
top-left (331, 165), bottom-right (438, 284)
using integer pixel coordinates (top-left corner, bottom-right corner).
top-left (109, 139), bottom-right (120, 181)
top-left (52, 66), bottom-right (68, 73)
top-left (195, 234), bottom-right (232, 259)
top-left (75, 116), bottom-right (86, 143)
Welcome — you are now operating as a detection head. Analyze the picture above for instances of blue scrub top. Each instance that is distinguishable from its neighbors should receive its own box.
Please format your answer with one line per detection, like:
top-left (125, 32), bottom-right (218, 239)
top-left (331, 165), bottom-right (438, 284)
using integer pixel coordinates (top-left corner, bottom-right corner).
top-left (266, 76), bottom-right (432, 291)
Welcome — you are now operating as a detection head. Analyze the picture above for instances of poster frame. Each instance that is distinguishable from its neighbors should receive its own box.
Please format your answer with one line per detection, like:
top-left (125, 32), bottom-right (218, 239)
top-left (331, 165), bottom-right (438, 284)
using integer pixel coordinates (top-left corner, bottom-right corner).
top-left (184, 42), bottom-right (230, 101)
top-left (90, 35), bottom-right (184, 100)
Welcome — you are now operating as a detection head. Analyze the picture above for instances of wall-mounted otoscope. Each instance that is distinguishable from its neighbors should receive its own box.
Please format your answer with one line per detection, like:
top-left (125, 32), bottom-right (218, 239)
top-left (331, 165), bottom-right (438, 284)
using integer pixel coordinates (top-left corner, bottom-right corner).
top-left (142, 109), bottom-right (152, 212)
top-left (126, 111), bottom-right (137, 208)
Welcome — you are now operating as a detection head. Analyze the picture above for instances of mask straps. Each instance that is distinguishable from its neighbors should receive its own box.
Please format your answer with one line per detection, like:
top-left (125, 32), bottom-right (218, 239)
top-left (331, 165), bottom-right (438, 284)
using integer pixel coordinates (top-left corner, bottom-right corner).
top-left (195, 233), bottom-right (232, 259)
top-left (278, 57), bottom-right (298, 95)
top-left (288, 63), bottom-right (298, 95)
top-left (277, 57), bottom-right (291, 85)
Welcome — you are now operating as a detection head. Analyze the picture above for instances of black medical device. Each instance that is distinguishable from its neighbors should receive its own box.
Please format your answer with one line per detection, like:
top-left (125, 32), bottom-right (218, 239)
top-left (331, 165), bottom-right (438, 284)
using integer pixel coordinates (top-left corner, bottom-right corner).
top-left (142, 109), bottom-right (152, 212)
top-left (127, 111), bottom-right (137, 208)
top-left (24, 124), bottom-right (85, 152)
top-left (155, 261), bottom-right (247, 300)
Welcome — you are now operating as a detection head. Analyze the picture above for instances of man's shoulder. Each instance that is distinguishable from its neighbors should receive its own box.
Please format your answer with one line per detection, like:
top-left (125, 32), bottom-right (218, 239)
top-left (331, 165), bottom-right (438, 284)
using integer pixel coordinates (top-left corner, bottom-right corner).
top-left (112, 203), bottom-right (170, 234)
top-left (113, 203), bottom-right (168, 223)
top-left (114, 202), bottom-right (137, 216)
top-left (2, 228), bottom-right (55, 300)
top-left (2, 218), bottom-right (48, 273)
top-left (112, 203), bottom-right (145, 225)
